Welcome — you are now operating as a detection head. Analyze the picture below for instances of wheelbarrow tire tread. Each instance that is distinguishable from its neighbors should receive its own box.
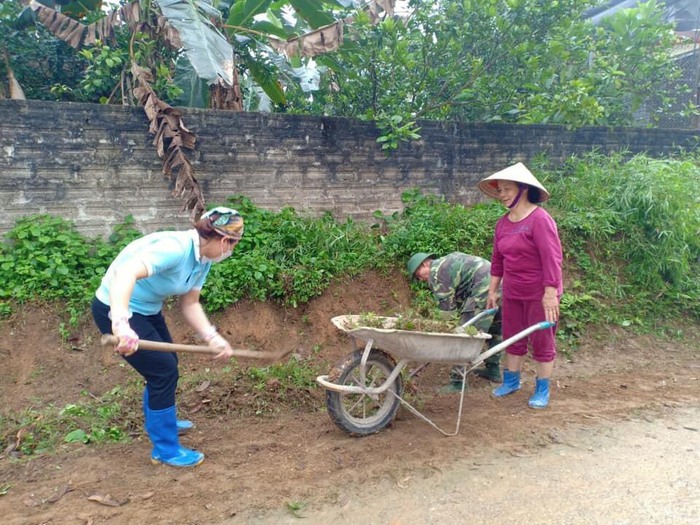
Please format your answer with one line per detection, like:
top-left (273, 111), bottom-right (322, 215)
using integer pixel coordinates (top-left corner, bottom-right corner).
top-left (326, 349), bottom-right (403, 437)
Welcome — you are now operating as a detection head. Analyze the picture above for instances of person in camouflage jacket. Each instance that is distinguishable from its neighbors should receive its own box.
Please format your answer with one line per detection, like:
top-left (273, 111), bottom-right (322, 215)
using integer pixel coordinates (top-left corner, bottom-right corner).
top-left (407, 252), bottom-right (503, 389)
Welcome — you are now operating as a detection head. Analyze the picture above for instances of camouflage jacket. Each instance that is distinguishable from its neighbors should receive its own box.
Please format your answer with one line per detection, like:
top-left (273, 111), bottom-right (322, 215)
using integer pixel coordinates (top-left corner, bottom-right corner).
top-left (428, 252), bottom-right (492, 316)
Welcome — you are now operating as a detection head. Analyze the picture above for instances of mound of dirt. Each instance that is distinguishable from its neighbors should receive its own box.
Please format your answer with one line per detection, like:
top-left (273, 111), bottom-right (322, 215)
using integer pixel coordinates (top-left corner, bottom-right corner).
top-left (0, 269), bottom-right (698, 525)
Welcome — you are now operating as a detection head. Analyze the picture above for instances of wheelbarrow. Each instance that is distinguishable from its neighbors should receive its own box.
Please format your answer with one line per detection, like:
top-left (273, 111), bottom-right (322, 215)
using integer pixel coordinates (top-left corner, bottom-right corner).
top-left (317, 309), bottom-right (555, 437)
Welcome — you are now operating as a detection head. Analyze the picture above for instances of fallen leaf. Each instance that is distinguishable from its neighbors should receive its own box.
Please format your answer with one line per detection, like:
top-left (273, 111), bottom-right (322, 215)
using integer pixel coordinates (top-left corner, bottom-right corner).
top-left (397, 476), bottom-right (411, 489)
top-left (509, 448), bottom-right (530, 458)
top-left (195, 380), bottom-right (210, 392)
top-left (3, 428), bottom-right (26, 456)
top-left (47, 484), bottom-right (73, 503)
top-left (87, 493), bottom-right (129, 507)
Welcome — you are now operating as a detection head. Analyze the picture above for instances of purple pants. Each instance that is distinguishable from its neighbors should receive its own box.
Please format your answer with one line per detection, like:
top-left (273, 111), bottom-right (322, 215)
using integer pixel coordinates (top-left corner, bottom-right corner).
top-left (501, 296), bottom-right (557, 362)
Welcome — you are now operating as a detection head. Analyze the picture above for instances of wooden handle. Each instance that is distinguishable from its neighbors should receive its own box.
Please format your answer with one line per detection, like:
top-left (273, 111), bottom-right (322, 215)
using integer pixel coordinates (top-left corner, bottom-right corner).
top-left (101, 334), bottom-right (216, 355)
top-left (100, 334), bottom-right (291, 361)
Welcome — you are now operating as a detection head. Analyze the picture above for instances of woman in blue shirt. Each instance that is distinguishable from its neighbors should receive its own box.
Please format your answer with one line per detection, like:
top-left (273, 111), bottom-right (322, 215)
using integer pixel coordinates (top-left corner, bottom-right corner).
top-left (91, 207), bottom-right (244, 467)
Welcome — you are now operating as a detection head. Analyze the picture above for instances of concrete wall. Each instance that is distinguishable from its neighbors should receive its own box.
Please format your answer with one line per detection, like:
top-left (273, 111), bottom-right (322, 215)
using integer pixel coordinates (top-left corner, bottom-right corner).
top-left (1, 99), bottom-right (698, 238)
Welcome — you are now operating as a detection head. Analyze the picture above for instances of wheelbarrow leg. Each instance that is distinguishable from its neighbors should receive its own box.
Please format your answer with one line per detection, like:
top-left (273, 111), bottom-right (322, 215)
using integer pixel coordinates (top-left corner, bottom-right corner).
top-left (395, 369), bottom-right (470, 437)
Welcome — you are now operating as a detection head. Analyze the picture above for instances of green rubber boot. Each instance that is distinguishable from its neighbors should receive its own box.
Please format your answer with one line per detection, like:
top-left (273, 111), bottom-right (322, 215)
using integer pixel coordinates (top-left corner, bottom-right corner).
top-left (439, 366), bottom-right (468, 394)
top-left (438, 380), bottom-right (466, 394)
top-left (473, 354), bottom-right (502, 383)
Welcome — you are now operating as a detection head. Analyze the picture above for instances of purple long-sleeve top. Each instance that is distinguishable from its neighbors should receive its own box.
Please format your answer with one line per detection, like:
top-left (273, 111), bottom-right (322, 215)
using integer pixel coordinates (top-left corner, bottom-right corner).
top-left (490, 207), bottom-right (563, 301)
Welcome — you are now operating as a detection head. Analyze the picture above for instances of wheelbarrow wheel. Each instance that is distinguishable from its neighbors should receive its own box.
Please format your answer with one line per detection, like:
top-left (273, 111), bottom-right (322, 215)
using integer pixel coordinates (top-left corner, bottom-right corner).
top-left (326, 349), bottom-right (403, 437)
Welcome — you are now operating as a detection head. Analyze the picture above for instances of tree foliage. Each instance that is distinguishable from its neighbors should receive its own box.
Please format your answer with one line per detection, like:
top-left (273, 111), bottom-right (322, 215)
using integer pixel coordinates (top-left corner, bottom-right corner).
top-left (2, 0), bottom-right (696, 212)
top-left (0, 0), bottom-right (389, 214)
top-left (286, 0), bottom-right (692, 131)
top-left (0, 0), bottom-right (86, 100)
top-left (4, 0), bottom-right (691, 130)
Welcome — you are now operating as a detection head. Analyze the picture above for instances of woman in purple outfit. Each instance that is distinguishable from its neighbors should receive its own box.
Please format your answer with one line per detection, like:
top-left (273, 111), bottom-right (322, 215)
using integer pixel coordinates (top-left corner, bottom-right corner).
top-left (478, 163), bottom-right (563, 409)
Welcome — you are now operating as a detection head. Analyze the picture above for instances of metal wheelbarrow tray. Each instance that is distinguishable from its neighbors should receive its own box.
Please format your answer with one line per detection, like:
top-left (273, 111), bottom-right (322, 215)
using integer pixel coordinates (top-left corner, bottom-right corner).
top-left (317, 312), bottom-right (554, 437)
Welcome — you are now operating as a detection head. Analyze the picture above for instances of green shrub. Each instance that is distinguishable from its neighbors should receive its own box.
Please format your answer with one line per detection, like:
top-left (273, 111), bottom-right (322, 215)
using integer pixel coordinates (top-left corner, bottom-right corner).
top-left (549, 152), bottom-right (700, 321)
top-left (377, 189), bottom-right (503, 261)
top-left (0, 153), bottom-right (697, 332)
top-left (203, 196), bottom-right (377, 307)
top-left (0, 215), bottom-right (141, 324)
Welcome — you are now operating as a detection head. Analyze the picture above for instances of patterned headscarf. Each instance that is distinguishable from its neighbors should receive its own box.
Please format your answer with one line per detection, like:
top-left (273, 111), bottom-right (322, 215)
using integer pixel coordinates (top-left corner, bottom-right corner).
top-left (201, 207), bottom-right (244, 240)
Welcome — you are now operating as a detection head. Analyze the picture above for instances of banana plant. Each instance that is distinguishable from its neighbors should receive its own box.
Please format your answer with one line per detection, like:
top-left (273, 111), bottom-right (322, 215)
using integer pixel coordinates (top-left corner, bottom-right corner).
top-left (25, 0), bottom-right (226, 216)
top-left (218, 0), bottom-right (394, 108)
top-left (2, 51), bottom-right (25, 99)
top-left (28, 0), bottom-right (234, 89)
top-left (24, 0), bottom-right (394, 108)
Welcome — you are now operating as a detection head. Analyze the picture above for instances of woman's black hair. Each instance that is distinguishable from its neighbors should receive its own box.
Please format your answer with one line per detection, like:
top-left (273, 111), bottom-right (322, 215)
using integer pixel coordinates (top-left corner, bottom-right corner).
top-left (527, 185), bottom-right (542, 204)
top-left (516, 183), bottom-right (542, 204)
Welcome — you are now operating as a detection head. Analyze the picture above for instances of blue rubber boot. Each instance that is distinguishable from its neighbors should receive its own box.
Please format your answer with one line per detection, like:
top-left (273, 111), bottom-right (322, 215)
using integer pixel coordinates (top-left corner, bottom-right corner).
top-left (528, 378), bottom-right (550, 409)
top-left (144, 388), bottom-right (193, 435)
top-left (146, 405), bottom-right (204, 467)
top-left (492, 370), bottom-right (521, 397)
top-left (176, 419), bottom-right (194, 434)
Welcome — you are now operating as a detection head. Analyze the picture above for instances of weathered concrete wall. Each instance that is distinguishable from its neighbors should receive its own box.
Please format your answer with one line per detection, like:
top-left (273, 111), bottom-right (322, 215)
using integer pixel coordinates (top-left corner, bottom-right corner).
top-left (1, 99), bottom-right (698, 238)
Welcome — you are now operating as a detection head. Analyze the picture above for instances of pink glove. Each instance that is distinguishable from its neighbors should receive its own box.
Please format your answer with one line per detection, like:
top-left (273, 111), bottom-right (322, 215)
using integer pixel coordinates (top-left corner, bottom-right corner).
top-left (111, 317), bottom-right (139, 356)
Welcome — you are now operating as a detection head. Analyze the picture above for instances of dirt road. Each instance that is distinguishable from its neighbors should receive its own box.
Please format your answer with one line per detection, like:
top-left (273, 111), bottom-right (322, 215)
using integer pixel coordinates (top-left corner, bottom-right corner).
top-left (240, 406), bottom-right (700, 525)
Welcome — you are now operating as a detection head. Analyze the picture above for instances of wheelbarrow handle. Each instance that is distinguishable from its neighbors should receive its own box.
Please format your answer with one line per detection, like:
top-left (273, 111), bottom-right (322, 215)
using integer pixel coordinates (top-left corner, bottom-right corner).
top-left (456, 307), bottom-right (499, 331)
top-left (469, 320), bottom-right (555, 367)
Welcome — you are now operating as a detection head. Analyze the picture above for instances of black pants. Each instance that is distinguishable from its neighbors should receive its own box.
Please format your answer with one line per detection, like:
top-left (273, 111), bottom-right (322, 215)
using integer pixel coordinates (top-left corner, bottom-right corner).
top-left (92, 298), bottom-right (179, 410)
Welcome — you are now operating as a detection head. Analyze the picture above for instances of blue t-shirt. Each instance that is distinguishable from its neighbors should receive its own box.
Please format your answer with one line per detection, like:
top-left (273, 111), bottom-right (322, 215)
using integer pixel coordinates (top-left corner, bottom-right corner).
top-left (95, 230), bottom-right (211, 315)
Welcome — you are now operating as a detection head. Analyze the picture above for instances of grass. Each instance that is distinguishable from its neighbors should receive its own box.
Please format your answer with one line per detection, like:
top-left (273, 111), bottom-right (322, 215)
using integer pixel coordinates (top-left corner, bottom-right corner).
top-left (285, 500), bottom-right (308, 518)
top-left (1, 385), bottom-right (138, 457)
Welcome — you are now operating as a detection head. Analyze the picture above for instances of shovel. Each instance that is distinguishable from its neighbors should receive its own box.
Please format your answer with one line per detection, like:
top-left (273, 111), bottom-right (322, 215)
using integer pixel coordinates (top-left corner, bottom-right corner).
top-left (100, 334), bottom-right (292, 361)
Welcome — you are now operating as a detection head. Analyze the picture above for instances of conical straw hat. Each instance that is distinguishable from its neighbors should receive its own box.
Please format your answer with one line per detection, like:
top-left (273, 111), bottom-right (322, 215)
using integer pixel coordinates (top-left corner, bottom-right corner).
top-left (477, 162), bottom-right (550, 203)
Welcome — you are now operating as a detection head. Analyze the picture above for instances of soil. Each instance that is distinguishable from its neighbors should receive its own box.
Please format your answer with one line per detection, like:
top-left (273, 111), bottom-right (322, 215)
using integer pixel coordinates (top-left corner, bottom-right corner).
top-left (0, 269), bottom-right (698, 525)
